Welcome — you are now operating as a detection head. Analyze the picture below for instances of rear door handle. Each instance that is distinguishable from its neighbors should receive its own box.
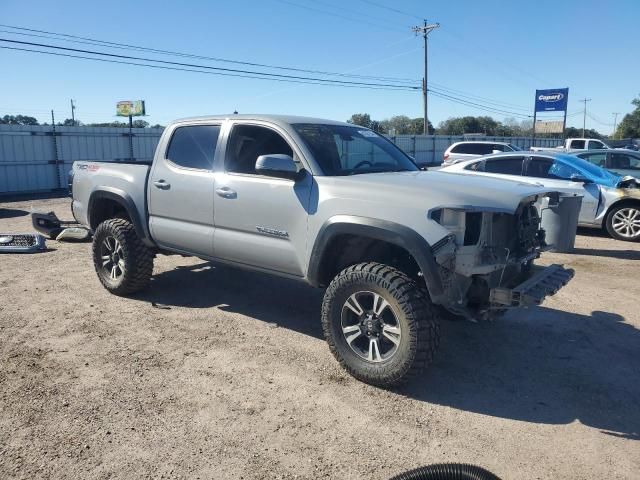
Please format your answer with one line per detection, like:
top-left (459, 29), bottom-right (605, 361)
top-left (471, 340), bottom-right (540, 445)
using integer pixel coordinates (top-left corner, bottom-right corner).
top-left (153, 180), bottom-right (170, 190)
top-left (216, 187), bottom-right (237, 199)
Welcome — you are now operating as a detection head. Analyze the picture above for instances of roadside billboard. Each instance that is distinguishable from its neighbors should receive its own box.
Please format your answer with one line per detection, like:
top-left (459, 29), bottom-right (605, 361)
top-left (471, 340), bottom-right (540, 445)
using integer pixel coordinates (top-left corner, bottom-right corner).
top-left (116, 100), bottom-right (146, 117)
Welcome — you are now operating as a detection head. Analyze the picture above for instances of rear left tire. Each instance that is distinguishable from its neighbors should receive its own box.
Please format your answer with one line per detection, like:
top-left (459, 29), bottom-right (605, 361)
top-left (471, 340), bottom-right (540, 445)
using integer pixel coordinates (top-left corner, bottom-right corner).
top-left (92, 218), bottom-right (154, 295)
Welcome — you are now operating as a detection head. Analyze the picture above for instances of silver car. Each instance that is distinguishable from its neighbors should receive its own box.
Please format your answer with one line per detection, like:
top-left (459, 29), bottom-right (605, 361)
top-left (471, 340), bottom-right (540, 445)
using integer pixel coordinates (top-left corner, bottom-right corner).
top-left (441, 151), bottom-right (640, 241)
top-left (442, 141), bottom-right (522, 167)
top-left (573, 149), bottom-right (640, 178)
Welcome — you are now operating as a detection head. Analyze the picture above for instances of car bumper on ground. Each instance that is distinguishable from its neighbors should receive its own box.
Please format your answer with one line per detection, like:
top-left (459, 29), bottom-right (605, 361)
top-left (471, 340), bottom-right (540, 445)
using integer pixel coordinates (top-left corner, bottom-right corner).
top-left (489, 264), bottom-right (574, 307)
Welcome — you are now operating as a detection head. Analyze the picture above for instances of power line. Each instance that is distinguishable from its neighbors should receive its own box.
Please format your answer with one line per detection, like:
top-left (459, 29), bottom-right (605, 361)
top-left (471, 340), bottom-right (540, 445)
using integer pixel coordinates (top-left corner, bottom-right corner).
top-left (0, 45), bottom-right (418, 92)
top-left (586, 111), bottom-right (614, 127)
top-left (0, 38), bottom-right (420, 90)
top-left (356, 0), bottom-right (422, 20)
top-left (270, 0), bottom-right (405, 33)
top-left (0, 24), bottom-right (419, 84)
top-left (311, 0), bottom-right (408, 27)
top-left (428, 81), bottom-right (531, 112)
top-left (429, 88), bottom-right (531, 118)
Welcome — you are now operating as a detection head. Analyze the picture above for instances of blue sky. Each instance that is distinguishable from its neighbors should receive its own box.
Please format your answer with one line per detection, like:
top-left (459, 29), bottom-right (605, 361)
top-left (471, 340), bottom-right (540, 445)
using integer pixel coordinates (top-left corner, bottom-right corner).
top-left (1, 0), bottom-right (638, 133)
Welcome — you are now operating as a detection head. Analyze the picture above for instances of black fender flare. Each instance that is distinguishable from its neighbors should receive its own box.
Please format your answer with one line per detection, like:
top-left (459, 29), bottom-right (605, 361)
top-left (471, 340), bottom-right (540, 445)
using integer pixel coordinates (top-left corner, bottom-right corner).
top-left (307, 215), bottom-right (443, 298)
top-left (88, 187), bottom-right (153, 246)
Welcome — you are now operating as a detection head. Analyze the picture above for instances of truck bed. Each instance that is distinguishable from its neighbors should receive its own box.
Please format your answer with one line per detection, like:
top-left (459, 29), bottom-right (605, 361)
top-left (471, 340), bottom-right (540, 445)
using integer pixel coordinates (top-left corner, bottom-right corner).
top-left (71, 160), bottom-right (151, 236)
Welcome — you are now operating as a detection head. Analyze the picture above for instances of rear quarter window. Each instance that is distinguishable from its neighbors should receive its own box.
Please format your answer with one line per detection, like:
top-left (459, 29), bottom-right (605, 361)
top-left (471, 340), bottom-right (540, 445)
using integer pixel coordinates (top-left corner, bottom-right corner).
top-left (483, 156), bottom-right (524, 175)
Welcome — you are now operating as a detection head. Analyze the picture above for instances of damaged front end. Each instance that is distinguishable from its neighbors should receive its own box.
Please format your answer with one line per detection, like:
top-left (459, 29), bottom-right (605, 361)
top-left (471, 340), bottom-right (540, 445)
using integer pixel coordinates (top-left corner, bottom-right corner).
top-left (428, 194), bottom-right (574, 321)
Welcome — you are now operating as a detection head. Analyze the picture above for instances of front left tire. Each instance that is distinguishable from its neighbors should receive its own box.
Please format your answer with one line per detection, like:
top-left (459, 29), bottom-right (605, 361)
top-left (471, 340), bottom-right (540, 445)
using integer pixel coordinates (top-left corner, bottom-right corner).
top-left (321, 262), bottom-right (440, 388)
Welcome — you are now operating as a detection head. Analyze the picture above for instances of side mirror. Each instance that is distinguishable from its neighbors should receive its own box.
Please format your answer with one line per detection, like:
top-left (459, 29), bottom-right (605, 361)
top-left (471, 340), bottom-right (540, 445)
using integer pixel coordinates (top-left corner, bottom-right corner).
top-left (255, 154), bottom-right (301, 180)
top-left (570, 173), bottom-right (592, 183)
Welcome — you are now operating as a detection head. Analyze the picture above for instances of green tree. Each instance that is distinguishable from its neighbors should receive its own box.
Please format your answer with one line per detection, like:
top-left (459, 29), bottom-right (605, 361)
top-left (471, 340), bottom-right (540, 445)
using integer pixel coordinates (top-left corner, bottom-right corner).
top-left (347, 113), bottom-right (372, 128)
top-left (0, 114), bottom-right (39, 125)
top-left (615, 95), bottom-right (640, 138)
top-left (132, 120), bottom-right (149, 128)
top-left (564, 127), bottom-right (604, 139)
top-left (59, 118), bottom-right (83, 126)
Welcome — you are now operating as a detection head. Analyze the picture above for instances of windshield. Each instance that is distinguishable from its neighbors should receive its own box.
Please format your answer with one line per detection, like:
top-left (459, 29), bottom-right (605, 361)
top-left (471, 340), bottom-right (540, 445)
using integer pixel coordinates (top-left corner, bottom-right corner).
top-left (508, 144), bottom-right (522, 151)
top-left (292, 124), bottom-right (418, 176)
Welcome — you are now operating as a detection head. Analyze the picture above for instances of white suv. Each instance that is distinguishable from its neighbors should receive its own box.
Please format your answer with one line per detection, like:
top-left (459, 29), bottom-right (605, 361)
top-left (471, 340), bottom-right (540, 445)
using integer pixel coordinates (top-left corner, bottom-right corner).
top-left (442, 141), bottom-right (522, 166)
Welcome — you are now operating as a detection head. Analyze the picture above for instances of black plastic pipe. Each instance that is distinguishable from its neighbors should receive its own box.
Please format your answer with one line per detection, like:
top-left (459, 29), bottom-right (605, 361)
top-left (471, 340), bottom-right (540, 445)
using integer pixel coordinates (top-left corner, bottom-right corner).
top-left (389, 463), bottom-right (501, 480)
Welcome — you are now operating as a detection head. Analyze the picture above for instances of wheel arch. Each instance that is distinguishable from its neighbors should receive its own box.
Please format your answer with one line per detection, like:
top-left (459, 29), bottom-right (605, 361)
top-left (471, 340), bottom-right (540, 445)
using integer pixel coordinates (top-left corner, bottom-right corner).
top-left (88, 188), bottom-right (153, 246)
top-left (307, 216), bottom-right (443, 299)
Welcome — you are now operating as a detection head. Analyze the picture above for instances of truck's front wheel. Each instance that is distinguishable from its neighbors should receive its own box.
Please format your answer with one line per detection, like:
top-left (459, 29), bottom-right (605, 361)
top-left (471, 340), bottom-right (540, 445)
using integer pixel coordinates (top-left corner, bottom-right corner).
top-left (92, 218), bottom-right (154, 295)
top-left (321, 262), bottom-right (439, 388)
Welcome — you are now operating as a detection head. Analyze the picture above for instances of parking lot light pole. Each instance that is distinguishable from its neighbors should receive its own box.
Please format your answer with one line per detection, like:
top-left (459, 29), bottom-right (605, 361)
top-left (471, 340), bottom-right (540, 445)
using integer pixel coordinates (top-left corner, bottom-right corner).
top-left (412, 20), bottom-right (440, 135)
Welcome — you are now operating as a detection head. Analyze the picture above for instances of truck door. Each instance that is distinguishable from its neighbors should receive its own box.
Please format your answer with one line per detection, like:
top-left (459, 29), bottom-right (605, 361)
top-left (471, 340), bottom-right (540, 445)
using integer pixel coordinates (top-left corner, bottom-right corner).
top-left (525, 156), bottom-right (599, 223)
top-left (148, 123), bottom-right (221, 257)
top-left (212, 122), bottom-right (312, 276)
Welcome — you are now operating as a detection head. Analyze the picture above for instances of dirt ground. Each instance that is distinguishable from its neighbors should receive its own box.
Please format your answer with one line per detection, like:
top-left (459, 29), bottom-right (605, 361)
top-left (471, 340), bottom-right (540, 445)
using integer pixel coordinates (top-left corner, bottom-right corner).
top-left (0, 196), bottom-right (638, 480)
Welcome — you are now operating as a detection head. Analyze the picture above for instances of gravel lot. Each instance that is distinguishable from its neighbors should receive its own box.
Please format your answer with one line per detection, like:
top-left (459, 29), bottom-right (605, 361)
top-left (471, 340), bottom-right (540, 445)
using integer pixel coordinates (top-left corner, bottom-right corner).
top-left (1, 196), bottom-right (638, 479)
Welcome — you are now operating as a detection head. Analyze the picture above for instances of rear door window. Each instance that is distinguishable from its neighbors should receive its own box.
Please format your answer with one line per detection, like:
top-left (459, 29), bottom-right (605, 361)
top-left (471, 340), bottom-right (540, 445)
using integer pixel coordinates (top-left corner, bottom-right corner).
top-left (610, 153), bottom-right (640, 171)
top-left (451, 143), bottom-right (493, 155)
top-left (569, 140), bottom-right (585, 149)
top-left (579, 152), bottom-right (607, 167)
top-left (527, 157), bottom-right (580, 180)
top-left (166, 125), bottom-right (221, 170)
top-left (483, 156), bottom-right (524, 175)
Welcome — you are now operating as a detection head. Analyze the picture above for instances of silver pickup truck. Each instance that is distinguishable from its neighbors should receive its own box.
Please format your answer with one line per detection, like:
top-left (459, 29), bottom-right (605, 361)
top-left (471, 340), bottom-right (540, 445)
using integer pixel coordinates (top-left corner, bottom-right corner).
top-left (71, 114), bottom-right (574, 387)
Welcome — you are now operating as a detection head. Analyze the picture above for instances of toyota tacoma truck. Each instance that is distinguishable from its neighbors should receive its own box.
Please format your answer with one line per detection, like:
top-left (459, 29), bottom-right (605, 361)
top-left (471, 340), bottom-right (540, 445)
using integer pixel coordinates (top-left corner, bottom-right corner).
top-left (71, 114), bottom-right (574, 388)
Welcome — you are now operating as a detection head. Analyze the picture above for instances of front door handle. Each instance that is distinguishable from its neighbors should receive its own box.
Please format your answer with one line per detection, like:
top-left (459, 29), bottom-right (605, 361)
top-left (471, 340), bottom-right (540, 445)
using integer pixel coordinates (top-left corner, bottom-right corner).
top-left (153, 180), bottom-right (171, 190)
top-left (216, 187), bottom-right (237, 199)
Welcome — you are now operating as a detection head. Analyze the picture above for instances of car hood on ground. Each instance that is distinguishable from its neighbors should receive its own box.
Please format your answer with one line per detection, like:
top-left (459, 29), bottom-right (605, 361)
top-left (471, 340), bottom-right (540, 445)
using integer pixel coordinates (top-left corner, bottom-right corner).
top-left (321, 170), bottom-right (555, 214)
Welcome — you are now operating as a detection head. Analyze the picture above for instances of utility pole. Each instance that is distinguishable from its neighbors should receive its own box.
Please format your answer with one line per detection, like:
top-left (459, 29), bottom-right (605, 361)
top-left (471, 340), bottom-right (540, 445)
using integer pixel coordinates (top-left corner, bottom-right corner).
top-left (580, 98), bottom-right (591, 137)
top-left (612, 112), bottom-right (620, 139)
top-left (70, 99), bottom-right (76, 126)
top-left (412, 20), bottom-right (440, 135)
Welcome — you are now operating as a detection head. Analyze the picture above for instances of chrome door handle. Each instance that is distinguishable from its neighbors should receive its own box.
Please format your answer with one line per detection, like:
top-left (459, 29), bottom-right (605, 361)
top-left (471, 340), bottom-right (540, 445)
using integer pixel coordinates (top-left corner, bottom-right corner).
top-left (216, 187), bottom-right (237, 199)
top-left (153, 180), bottom-right (171, 190)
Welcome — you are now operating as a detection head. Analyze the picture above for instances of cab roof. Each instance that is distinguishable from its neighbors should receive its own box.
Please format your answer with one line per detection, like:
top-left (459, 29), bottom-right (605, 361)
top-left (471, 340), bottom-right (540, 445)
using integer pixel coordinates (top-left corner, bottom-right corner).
top-left (170, 114), bottom-right (354, 128)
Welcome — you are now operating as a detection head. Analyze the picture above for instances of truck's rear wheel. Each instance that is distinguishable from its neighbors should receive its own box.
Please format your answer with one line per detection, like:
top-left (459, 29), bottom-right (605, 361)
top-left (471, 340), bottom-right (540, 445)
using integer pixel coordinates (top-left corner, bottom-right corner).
top-left (92, 218), bottom-right (154, 295)
top-left (321, 262), bottom-right (440, 388)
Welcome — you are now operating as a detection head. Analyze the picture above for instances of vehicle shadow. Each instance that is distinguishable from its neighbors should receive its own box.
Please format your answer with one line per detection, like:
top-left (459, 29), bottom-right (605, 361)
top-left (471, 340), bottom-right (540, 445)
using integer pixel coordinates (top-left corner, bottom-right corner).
top-left (576, 227), bottom-right (608, 238)
top-left (405, 308), bottom-right (640, 440)
top-left (134, 262), bottom-right (324, 339)
top-left (134, 262), bottom-right (639, 439)
top-left (0, 208), bottom-right (29, 219)
top-left (571, 247), bottom-right (640, 260)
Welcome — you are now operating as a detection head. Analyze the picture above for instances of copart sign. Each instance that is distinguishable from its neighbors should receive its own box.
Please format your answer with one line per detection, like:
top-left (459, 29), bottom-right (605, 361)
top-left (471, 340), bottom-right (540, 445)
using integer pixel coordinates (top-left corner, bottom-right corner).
top-left (535, 88), bottom-right (569, 112)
